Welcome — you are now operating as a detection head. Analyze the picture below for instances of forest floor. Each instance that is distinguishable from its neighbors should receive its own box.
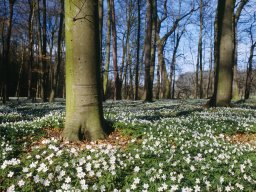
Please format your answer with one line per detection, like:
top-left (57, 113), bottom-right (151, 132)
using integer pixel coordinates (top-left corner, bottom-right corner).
top-left (1, 99), bottom-right (256, 191)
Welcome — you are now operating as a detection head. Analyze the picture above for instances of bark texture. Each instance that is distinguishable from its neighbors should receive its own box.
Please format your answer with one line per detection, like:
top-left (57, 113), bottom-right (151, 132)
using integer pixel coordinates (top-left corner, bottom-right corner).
top-left (143, 0), bottom-right (153, 102)
top-left (63, 0), bottom-right (105, 141)
top-left (210, 0), bottom-right (234, 107)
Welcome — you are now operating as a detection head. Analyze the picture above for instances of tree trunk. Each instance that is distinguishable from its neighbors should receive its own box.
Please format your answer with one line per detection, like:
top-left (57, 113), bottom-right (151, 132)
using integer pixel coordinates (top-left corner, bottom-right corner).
top-left (170, 28), bottom-right (184, 99)
top-left (143, 0), bottom-right (153, 102)
top-left (134, 0), bottom-right (141, 100)
top-left (110, 0), bottom-right (122, 100)
top-left (244, 42), bottom-right (256, 99)
top-left (206, 17), bottom-right (214, 98)
top-left (103, 0), bottom-right (111, 100)
top-left (2, 0), bottom-right (15, 103)
top-left (49, 0), bottom-right (64, 102)
top-left (232, 0), bottom-right (248, 100)
top-left (16, 40), bottom-right (25, 99)
top-left (42, 0), bottom-right (49, 102)
top-left (63, 0), bottom-right (105, 141)
top-left (156, 40), bottom-right (170, 99)
top-left (27, 0), bottom-right (35, 99)
top-left (210, 0), bottom-right (234, 107)
top-left (199, 0), bottom-right (203, 99)
top-left (36, 0), bottom-right (42, 101)
top-left (98, 0), bottom-right (103, 71)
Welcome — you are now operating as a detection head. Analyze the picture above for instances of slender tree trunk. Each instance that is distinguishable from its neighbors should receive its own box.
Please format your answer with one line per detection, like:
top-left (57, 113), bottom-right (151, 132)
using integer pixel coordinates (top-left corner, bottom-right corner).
top-left (206, 17), bottom-right (214, 98)
top-left (143, 0), bottom-right (153, 102)
top-left (156, 61), bottom-right (160, 99)
top-left (199, 0), bottom-right (203, 99)
top-left (170, 28), bottom-right (184, 99)
top-left (120, 1), bottom-right (132, 97)
top-left (156, 39), bottom-right (170, 99)
top-left (245, 42), bottom-right (256, 99)
top-left (150, 0), bottom-right (157, 99)
top-left (27, 0), bottom-right (35, 99)
top-left (16, 40), bottom-right (25, 99)
top-left (63, 0), bottom-right (105, 141)
top-left (103, 0), bottom-right (111, 99)
top-left (128, 52), bottom-right (133, 99)
top-left (0, 1), bottom-right (6, 101)
top-left (42, 0), bottom-right (48, 102)
top-left (232, 0), bottom-right (248, 100)
top-left (49, 0), bottom-right (64, 102)
top-left (36, 0), bottom-right (42, 101)
top-left (2, 0), bottom-right (15, 103)
top-left (134, 0), bottom-right (141, 100)
top-left (98, 0), bottom-right (103, 70)
top-left (110, 0), bottom-right (122, 100)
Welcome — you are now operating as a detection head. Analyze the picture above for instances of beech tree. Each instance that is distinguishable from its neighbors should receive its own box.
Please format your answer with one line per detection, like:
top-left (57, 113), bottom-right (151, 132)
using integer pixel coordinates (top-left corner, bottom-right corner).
top-left (1, 0), bottom-right (16, 103)
top-left (143, 0), bottom-right (153, 102)
top-left (62, 0), bottom-right (105, 141)
top-left (209, 0), bottom-right (234, 107)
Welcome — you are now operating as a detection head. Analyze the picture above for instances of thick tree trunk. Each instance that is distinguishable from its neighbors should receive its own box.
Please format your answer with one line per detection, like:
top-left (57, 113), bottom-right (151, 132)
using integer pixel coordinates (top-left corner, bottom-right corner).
top-left (210, 0), bottom-right (234, 107)
top-left (63, 0), bottom-right (105, 141)
top-left (143, 0), bottom-right (153, 102)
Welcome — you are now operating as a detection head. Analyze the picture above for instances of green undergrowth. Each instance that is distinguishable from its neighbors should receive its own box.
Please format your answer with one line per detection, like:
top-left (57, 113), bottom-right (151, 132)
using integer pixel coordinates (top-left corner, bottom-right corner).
top-left (1, 99), bottom-right (256, 191)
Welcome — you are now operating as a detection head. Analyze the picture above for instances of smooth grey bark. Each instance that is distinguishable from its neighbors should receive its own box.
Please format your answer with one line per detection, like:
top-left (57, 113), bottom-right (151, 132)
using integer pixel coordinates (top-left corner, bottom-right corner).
top-left (63, 0), bottom-right (105, 141)
top-left (209, 0), bottom-right (234, 107)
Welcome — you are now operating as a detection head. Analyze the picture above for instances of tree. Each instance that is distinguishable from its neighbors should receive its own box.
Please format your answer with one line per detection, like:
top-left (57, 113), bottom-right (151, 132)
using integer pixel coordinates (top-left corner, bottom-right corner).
top-left (134, 0), bottom-right (141, 100)
top-left (62, 0), bottom-right (105, 141)
top-left (42, 0), bottom-right (49, 102)
top-left (27, 0), bottom-right (36, 100)
top-left (2, 0), bottom-right (16, 103)
top-left (196, 0), bottom-right (204, 99)
top-left (244, 19), bottom-right (256, 100)
top-left (49, 0), bottom-right (64, 102)
top-left (103, 0), bottom-right (111, 99)
top-left (209, 0), bottom-right (234, 107)
top-left (156, 1), bottom-right (196, 99)
top-left (110, 0), bottom-right (122, 100)
top-left (143, 0), bottom-right (153, 102)
top-left (232, 0), bottom-right (249, 100)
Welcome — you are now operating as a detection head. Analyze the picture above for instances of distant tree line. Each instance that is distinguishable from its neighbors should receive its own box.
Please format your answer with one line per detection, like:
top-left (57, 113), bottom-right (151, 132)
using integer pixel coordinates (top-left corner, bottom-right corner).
top-left (0, 0), bottom-right (255, 106)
